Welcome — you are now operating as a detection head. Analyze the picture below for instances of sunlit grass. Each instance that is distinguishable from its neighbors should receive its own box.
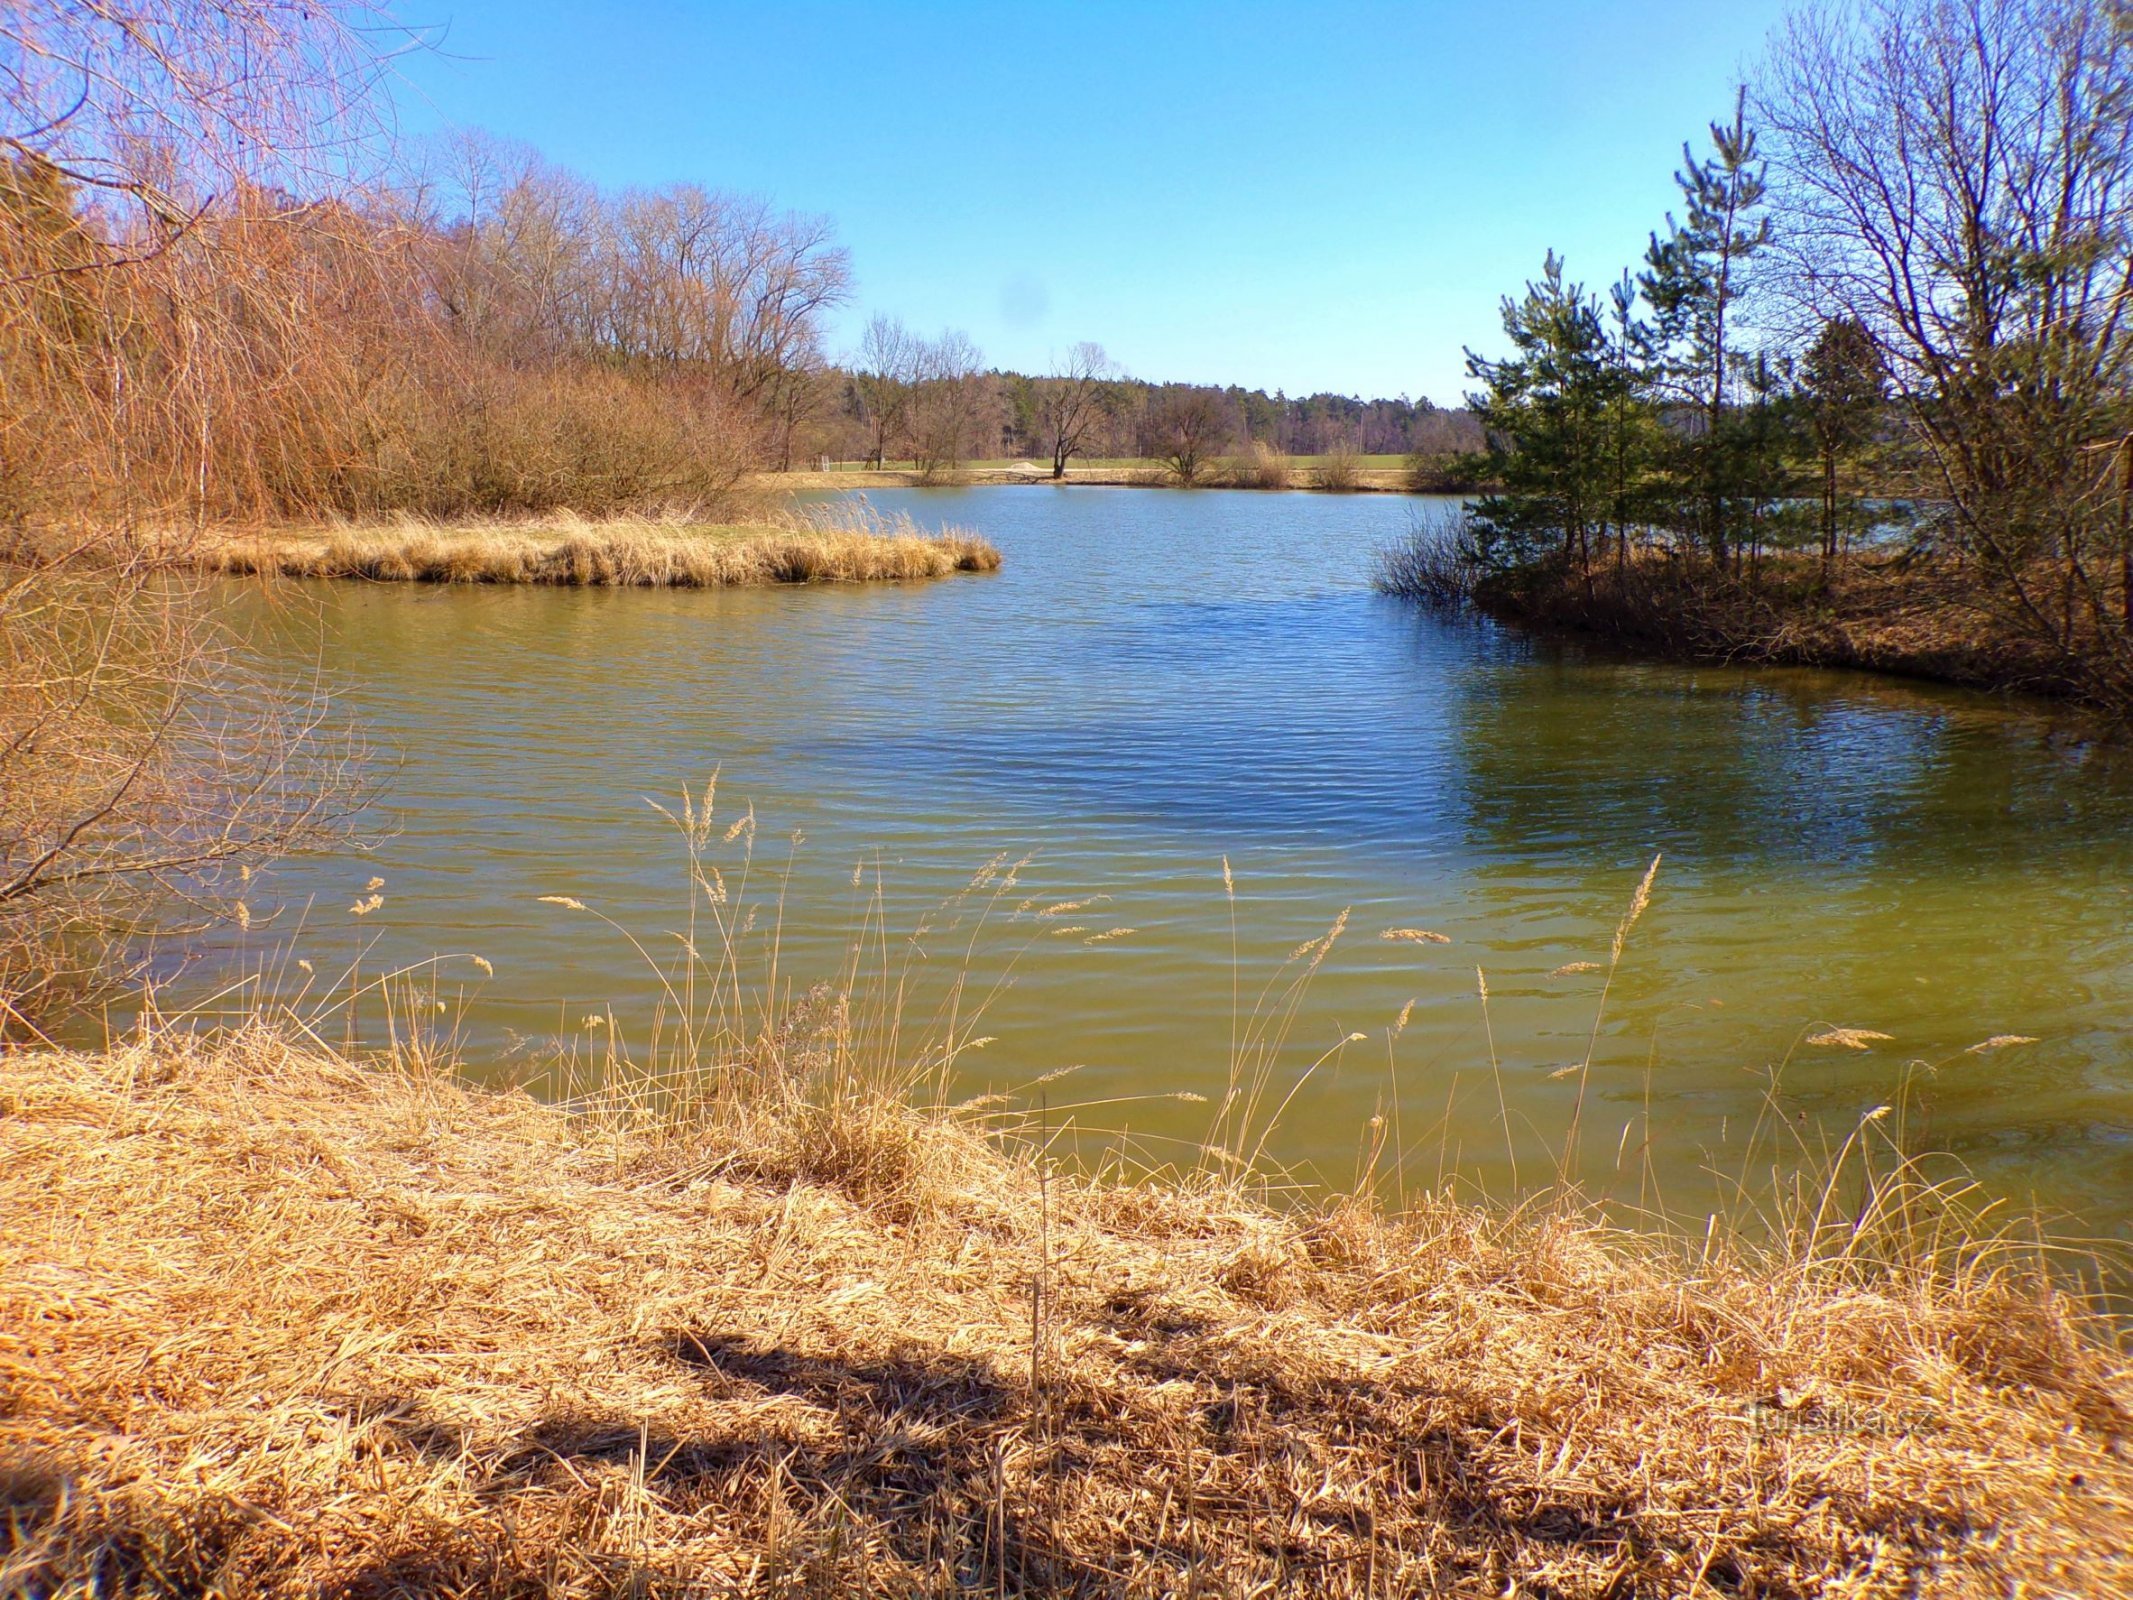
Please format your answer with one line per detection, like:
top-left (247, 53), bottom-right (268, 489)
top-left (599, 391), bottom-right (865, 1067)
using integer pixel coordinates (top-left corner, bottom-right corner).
top-left (7, 798), bottom-right (2128, 1596)
top-left (187, 502), bottom-right (1001, 586)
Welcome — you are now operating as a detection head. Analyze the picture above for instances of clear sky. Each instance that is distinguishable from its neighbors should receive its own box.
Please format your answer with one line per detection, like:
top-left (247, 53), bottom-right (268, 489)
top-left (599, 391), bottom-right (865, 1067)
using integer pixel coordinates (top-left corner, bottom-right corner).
top-left (394, 0), bottom-right (1795, 403)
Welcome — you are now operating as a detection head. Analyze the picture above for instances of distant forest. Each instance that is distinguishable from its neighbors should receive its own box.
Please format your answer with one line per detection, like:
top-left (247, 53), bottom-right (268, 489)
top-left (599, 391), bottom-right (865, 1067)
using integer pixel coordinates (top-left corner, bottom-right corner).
top-left (799, 344), bottom-right (1482, 471)
top-left (797, 317), bottom-right (1481, 477)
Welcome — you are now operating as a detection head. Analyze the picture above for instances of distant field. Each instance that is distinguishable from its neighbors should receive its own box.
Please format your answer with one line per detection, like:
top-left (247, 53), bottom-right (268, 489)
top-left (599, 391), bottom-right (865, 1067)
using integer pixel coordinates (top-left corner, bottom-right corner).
top-left (803, 455), bottom-right (1419, 472)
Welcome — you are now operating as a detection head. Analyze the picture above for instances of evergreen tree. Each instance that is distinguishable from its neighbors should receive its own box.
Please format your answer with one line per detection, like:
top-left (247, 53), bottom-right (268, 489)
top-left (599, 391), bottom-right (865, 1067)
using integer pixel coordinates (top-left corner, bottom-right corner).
top-left (1727, 349), bottom-right (1811, 579)
top-left (1600, 271), bottom-right (1663, 573)
top-left (1639, 88), bottom-right (1772, 567)
top-left (1800, 316), bottom-right (1888, 576)
top-left (1463, 253), bottom-right (1622, 584)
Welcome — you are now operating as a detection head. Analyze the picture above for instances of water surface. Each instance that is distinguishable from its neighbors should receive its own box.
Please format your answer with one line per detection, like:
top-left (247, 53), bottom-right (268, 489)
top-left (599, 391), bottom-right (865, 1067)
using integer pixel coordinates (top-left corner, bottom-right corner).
top-left (218, 487), bottom-right (2133, 1235)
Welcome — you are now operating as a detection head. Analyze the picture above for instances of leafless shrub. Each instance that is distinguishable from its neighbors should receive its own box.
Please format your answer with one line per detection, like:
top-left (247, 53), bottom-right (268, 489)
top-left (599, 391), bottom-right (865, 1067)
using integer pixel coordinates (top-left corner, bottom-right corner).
top-left (1314, 441), bottom-right (1364, 491)
top-left (1404, 451), bottom-right (1463, 493)
top-left (1374, 505), bottom-right (1481, 607)
top-left (0, 538), bottom-right (363, 1031)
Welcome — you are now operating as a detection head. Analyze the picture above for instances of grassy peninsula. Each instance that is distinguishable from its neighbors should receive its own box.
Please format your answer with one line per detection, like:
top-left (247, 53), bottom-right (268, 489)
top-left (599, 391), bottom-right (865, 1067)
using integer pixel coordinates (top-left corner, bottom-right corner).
top-left (195, 507), bottom-right (1001, 589)
top-left (5, 1029), bottom-right (2127, 1599)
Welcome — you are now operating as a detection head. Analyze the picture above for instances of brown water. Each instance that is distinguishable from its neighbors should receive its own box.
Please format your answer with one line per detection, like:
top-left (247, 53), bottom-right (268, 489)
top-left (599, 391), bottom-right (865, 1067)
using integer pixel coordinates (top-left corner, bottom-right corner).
top-left (208, 487), bottom-right (2133, 1236)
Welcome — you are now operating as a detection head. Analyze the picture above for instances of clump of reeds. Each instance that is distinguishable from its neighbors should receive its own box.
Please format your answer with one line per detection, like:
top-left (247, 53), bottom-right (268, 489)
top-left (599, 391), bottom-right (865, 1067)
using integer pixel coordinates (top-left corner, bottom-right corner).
top-left (188, 503), bottom-right (1001, 588)
top-left (1234, 439), bottom-right (1293, 490)
top-left (1313, 443), bottom-right (1364, 491)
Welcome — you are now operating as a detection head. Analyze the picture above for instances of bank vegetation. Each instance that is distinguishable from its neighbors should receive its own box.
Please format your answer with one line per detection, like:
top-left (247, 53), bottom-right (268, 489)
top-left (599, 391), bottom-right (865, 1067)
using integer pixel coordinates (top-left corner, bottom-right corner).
top-left (3, 1009), bottom-right (2126, 1599)
top-left (1380, 0), bottom-right (2133, 717)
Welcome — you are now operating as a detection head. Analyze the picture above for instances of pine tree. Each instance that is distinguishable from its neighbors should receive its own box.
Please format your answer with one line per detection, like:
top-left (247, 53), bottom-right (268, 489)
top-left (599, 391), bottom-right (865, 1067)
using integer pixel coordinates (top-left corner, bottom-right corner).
top-left (1464, 253), bottom-right (1620, 585)
top-left (1727, 349), bottom-right (1811, 581)
top-left (1639, 87), bottom-right (1772, 569)
top-left (1800, 316), bottom-right (1887, 577)
top-left (1600, 271), bottom-right (1662, 574)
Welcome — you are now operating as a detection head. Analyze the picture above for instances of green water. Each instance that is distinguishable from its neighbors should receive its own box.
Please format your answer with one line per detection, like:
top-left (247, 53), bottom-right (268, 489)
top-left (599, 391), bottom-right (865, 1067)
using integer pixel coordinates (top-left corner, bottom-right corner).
top-left (212, 487), bottom-right (2133, 1237)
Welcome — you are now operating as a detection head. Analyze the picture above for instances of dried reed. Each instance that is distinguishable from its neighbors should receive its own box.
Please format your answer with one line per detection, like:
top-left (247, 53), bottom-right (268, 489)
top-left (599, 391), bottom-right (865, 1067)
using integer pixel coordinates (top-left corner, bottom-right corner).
top-left (3, 1022), bottom-right (2125, 1598)
top-left (182, 504), bottom-right (1001, 588)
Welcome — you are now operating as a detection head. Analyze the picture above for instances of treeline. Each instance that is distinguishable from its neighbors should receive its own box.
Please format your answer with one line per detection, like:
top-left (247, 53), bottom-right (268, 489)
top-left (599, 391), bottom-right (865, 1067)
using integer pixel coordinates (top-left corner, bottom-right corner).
top-left (1404, 0), bottom-right (2133, 712)
top-left (811, 315), bottom-right (1479, 480)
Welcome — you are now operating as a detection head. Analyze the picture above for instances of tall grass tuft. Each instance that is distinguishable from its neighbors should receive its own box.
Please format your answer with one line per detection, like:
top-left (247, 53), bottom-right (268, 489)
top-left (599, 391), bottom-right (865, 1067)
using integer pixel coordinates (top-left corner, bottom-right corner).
top-left (1236, 440), bottom-right (1294, 490)
top-left (1313, 442), bottom-right (1364, 491)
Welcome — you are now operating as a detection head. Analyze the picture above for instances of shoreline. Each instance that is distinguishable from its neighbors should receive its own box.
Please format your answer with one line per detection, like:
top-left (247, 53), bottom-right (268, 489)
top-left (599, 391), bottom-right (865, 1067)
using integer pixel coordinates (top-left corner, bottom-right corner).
top-left (761, 464), bottom-right (1466, 494)
top-left (1464, 559), bottom-right (2105, 717)
top-left (5, 1031), bottom-right (2126, 1596)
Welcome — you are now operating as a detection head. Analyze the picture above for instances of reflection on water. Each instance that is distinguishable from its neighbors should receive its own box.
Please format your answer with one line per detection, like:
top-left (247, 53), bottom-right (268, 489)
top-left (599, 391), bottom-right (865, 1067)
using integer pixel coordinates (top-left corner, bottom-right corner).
top-left (197, 486), bottom-right (2133, 1237)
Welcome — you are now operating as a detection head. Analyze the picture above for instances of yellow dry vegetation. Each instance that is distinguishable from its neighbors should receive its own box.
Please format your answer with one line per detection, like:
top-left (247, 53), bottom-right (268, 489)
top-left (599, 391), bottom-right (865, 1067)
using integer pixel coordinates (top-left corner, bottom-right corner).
top-left (2, 1030), bottom-right (2128, 1597)
top-left (187, 505), bottom-right (1001, 588)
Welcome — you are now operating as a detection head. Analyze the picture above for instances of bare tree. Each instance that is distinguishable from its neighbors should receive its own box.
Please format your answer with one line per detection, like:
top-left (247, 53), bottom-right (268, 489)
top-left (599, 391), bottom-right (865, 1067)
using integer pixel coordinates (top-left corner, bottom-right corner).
top-left (1760, 0), bottom-right (2133, 694)
top-left (1145, 386), bottom-right (1231, 485)
top-left (763, 341), bottom-right (836, 471)
top-left (596, 185), bottom-right (849, 398)
top-left (853, 313), bottom-right (919, 467)
top-left (1, 2), bottom-right (404, 269)
top-left (907, 328), bottom-right (991, 479)
top-left (0, 4), bottom-right (385, 1029)
top-left (1035, 340), bottom-right (1119, 478)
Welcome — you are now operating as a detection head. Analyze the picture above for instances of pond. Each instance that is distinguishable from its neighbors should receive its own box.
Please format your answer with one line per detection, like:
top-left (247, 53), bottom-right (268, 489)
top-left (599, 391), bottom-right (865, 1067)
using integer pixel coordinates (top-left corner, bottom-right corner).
top-left (215, 487), bottom-right (2133, 1238)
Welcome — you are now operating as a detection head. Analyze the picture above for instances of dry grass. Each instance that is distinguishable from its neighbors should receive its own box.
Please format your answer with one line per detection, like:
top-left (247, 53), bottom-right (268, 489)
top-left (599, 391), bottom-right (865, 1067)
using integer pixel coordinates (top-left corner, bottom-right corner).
top-left (2, 1021), bottom-right (2127, 1598)
top-left (1312, 446), bottom-right (1364, 493)
top-left (1230, 441), bottom-right (1294, 491)
top-left (179, 505), bottom-right (1000, 588)
top-left (6, 810), bottom-right (2129, 1595)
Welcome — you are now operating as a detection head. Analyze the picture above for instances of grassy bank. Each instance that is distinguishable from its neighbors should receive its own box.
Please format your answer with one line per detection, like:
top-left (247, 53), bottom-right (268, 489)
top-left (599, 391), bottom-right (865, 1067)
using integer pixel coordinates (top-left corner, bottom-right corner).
top-left (4, 1029), bottom-right (2127, 1597)
top-left (187, 506), bottom-right (1001, 588)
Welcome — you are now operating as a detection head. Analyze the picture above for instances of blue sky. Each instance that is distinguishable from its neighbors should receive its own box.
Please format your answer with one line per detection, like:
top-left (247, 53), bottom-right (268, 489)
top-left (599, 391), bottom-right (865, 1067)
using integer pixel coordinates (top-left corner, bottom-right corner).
top-left (395, 1), bottom-right (1794, 403)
